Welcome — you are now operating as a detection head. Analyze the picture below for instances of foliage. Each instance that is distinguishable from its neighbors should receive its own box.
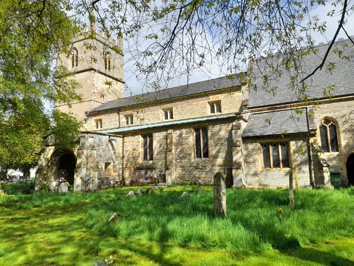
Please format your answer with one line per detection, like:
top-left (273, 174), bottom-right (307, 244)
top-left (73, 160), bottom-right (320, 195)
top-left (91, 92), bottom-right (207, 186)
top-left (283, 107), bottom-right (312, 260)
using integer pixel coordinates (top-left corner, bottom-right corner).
top-left (2, 181), bottom-right (35, 195)
top-left (79, 0), bottom-right (353, 94)
top-left (0, 0), bottom-right (81, 169)
top-left (86, 188), bottom-right (354, 251)
top-left (0, 187), bottom-right (354, 265)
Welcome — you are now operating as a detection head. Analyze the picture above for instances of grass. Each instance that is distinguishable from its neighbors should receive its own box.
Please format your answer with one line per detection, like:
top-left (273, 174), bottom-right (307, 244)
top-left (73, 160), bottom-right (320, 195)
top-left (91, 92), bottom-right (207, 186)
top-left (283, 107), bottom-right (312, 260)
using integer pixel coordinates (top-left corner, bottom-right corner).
top-left (0, 185), bottom-right (354, 265)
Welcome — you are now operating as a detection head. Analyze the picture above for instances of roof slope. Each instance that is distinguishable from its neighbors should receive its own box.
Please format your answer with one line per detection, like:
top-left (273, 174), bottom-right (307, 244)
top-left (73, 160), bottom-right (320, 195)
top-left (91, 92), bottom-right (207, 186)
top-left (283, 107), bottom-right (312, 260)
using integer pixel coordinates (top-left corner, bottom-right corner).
top-left (243, 109), bottom-right (315, 137)
top-left (92, 75), bottom-right (242, 112)
top-left (249, 38), bottom-right (354, 108)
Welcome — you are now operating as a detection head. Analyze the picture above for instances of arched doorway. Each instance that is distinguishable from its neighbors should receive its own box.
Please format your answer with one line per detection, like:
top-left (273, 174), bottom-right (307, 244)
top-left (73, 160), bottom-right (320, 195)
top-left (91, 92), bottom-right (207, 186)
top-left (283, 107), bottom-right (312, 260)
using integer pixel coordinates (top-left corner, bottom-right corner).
top-left (59, 153), bottom-right (76, 185)
top-left (346, 154), bottom-right (354, 186)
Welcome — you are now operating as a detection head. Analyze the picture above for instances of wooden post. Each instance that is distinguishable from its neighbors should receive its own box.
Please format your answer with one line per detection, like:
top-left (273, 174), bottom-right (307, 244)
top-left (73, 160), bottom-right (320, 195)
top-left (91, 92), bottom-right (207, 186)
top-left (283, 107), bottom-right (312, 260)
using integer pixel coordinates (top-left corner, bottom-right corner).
top-left (214, 172), bottom-right (227, 216)
top-left (294, 168), bottom-right (299, 193)
top-left (289, 171), bottom-right (295, 208)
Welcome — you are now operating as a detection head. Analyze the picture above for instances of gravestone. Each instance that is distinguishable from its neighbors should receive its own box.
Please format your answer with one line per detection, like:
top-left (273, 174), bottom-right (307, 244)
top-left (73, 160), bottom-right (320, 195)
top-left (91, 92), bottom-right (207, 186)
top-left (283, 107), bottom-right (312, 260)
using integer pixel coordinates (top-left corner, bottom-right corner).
top-left (214, 172), bottom-right (227, 216)
top-left (197, 186), bottom-right (201, 194)
top-left (146, 188), bottom-right (153, 194)
top-left (58, 182), bottom-right (69, 193)
top-left (108, 213), bottom-right (120, 223)
top-left (127, 191), bottom-right (135, 196)
top-left (181, 191), bottom-right (189, 197)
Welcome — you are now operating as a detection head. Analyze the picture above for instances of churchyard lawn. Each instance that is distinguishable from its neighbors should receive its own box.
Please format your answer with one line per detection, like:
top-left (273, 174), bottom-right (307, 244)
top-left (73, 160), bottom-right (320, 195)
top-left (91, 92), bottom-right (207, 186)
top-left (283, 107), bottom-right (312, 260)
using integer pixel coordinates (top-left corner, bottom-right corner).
top-left (0, 185), bottom-right (354, 265)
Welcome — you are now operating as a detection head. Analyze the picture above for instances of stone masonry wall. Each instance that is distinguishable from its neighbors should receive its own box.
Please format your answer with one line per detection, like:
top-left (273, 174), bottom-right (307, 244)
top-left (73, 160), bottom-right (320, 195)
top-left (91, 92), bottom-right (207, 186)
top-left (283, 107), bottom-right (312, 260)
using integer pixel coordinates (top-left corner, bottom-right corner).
top-left (242, 138), bottom-right (312, 188)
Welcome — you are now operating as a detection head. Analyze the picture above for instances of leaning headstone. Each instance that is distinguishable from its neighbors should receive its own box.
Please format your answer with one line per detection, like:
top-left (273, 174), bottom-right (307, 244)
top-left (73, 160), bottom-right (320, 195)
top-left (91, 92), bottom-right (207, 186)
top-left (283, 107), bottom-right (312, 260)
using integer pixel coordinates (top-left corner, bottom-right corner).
top-left (181, 191), bottom-right (189, 197)
top-left (108, 213), bottom-right (120, 223)
top-left (214, 172), bottom-right (227, 216)
top-left (146, 188), bottom-right (153, 194)
top-left (137, 189), bottom-right (144, 194)
top-left (197, 186), bottom-right (201, 194)
top-left (127, 191), bottom-right (135, 197)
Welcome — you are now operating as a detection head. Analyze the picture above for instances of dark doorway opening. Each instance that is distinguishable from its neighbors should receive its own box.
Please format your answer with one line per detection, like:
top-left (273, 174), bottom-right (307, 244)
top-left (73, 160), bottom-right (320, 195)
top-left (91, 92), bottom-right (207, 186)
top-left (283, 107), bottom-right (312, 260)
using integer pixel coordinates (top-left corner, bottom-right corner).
top-left (346, 154), bottom-right (354, 186)
top-left (59, 153), bottom-right (76, 185)
top-left (226, 168), bottom-right (233, 187)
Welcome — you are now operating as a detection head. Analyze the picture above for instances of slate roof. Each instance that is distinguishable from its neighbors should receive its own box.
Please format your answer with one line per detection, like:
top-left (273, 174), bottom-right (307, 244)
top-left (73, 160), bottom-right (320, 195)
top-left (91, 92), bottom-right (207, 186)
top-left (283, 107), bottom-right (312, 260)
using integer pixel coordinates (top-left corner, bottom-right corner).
top-left (243, 109), bottom-right (315, 137)
top-left (248, 38), bottom-right (354, 108)
top-left (92, 75), bottom-right (243, 112)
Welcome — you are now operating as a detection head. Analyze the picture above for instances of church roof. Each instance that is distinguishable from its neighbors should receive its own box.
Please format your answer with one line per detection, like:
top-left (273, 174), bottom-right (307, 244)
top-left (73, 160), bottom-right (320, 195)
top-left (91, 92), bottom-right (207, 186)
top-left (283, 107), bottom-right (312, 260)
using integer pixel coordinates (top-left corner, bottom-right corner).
top-left (243, 109), bottom-right (316, 137)
top-left (91, 75), bottom-right (243, 112)
top-left (248, 38), bottom-right (354, 108)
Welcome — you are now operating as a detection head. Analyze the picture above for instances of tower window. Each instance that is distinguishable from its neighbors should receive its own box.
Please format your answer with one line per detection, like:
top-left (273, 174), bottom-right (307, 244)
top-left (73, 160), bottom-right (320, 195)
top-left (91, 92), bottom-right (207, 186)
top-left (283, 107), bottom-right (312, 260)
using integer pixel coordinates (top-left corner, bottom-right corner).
top-left (72, 47), bottom-right (78, 68)
top-left (104, 52), bottom-right (111, 71)
top-left (320, 119), bottom-right (339, 152)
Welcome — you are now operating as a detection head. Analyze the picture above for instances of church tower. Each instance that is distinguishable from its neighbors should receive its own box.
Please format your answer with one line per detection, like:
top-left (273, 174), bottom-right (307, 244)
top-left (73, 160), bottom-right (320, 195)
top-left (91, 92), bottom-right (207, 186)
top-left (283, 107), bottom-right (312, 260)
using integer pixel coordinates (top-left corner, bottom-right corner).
top-left (55, 11), bottom-right (124, 121)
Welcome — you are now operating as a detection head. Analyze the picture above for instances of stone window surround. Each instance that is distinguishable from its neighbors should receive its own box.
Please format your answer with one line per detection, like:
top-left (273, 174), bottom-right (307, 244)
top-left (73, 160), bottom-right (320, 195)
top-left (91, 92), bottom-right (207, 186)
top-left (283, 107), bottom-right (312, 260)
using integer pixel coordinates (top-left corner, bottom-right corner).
top-left (209, 101), bottom-right (222, 114)
top-left (318, 117), bottom-right (340, 153)
top-left (94, 118), bottom-right (103, 129)
top-left (163, 108), bottom-right (174, 120)
top-left (260, 142), bottom-right (291, 169)
top-left (72, 47), bottom-right (78, 68)
top-left (142, 134), bottom-right (153, 161)
top-left (193, 127), bottom-right (209, 159)
top-left (125, 114), bottom-right (134, 126)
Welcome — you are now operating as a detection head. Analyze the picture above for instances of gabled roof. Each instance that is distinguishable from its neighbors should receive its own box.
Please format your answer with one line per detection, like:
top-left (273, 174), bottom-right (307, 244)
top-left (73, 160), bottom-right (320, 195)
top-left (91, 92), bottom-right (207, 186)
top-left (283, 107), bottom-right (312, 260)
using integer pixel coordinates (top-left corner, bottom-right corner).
top-left (243, 109), bottom-right (315, 137)
top-left (91, 75), bottom-right (243, 112)
top-left (248, 38), bottom-right (354, 108)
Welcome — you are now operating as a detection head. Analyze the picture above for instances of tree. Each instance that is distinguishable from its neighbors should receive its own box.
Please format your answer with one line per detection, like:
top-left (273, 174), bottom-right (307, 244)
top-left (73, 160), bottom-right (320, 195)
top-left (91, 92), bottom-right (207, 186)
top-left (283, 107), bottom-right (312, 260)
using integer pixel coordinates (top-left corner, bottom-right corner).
top-left (0, 0), bottom-right (82, 172)
top-left (74, 0), bottom-right (353, 96)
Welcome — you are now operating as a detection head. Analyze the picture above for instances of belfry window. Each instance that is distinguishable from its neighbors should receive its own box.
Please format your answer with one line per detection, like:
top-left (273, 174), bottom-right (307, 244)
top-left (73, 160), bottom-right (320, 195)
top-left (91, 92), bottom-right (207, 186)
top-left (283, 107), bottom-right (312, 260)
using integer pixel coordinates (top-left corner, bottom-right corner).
top-left (104, 52), bottom-right (111, 71)
top-left (320, 119), bottom-right (338, 152)
top-left (195, 128), bottom-right (208, 158)
top-left (72, 48), bottom-right (78, 68)
top-left (125, 115), bottom-right (133, 125)
top-left (262, 143), bottom-right (290, 168)
top-left (95, 119), bottom-right (102, 129)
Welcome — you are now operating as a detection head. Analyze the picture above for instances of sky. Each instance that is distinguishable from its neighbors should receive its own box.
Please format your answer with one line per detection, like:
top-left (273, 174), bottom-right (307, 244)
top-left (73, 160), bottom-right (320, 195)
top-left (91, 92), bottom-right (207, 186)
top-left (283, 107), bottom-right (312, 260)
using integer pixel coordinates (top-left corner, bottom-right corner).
top-left (122, 1), bottom-right (354, 97)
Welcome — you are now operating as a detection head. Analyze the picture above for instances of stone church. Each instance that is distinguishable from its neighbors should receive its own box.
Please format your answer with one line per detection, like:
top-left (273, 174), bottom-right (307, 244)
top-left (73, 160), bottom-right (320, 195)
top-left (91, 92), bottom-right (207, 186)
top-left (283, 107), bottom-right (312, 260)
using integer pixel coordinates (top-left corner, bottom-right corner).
top-left (35, 22), bottom-right (354, 191)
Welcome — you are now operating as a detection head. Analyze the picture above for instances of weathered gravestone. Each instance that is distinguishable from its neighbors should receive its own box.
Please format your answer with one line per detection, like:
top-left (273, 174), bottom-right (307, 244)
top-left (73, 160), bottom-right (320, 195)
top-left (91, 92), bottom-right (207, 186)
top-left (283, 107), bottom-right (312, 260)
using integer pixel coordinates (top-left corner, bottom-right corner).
top-left (108, 213), bottom-right (120, 223)
top-left (181, 191), bottom-right (189, 197)
top-left (214, 172), bottom-right (226, 216)
top-left (58, 182), bottom-right (69, 193)
top-left (146, 188), bottom-right (153, 194)
top-left (197, 186), bottom-right (201, 194)
top-left (127, 191), bottom-right (135, 197)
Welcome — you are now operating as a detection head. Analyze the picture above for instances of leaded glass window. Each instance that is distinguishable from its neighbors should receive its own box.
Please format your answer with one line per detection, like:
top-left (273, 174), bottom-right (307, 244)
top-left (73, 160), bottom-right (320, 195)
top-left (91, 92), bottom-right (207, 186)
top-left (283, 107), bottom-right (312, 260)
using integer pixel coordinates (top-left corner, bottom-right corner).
top-left (195, 128), bottom-right (209, 158)
top-left (143, 134), bottom-right (153, 161)
top-left (320, 119), bottom-right (338, 152)
top-left (261, 143), bottom-right (290, 168)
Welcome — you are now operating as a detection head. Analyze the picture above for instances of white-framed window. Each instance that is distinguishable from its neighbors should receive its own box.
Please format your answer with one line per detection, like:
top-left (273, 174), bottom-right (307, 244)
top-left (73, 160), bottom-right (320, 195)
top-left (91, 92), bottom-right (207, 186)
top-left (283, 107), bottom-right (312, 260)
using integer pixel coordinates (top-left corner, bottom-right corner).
top-left (319, 118), bottom-right (339, 152)
top-left (194, 128), bottom-right (208, 158)
top-left (261, 143), bottom-right (290, 168)
top-left (209, 102), bottom-right (221, 114)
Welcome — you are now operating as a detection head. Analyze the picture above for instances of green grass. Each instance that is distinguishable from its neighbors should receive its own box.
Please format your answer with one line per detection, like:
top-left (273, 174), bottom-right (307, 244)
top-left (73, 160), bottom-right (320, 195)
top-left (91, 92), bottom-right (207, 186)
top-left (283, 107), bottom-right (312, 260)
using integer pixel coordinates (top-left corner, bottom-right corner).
top-left (86, 187), bottom-right (354, 251)
top-left (0, 185), bottom-right (354, 265)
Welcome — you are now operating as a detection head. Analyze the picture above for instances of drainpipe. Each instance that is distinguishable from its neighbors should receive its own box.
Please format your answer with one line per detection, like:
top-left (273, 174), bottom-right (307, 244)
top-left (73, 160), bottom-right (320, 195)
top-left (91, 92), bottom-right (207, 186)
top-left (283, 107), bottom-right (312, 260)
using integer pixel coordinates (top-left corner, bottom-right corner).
top-left (306, 107), bottom-right (315, 188)
top-left (117, 109), bottom-right (121, 128)
top-left (121, 135), bottom-right (124, 181)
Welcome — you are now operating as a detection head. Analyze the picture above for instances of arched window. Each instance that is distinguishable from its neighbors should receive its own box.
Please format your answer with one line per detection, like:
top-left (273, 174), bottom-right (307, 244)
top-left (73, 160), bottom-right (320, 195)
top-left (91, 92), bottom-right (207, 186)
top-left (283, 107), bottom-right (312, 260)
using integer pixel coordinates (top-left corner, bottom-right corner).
top-left (319, 118), bottom-right (339, 152)
top-left (104, 52), bottom-right (111, 71)
top-left (72, 47), bottom-right (78, 68)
